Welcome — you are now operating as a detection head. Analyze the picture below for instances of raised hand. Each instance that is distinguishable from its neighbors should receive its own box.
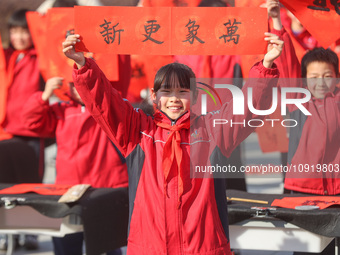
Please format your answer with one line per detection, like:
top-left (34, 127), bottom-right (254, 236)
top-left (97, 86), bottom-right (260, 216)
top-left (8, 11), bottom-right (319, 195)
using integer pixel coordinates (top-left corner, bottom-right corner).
top-left (267, 0), bottom-right (280, 19)
top-left (263, 32), bottom-right (284, 68)
top-left (41, 77), bottom-right (64, 101)
top-left (62, 34), bottom-right (85, 69)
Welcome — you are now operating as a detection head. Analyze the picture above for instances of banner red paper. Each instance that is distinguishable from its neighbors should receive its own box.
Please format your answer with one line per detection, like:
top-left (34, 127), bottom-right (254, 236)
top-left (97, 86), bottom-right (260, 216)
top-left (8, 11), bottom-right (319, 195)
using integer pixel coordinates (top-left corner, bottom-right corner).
top-left (280, 0), bottom-right (340, 48)
top-left (46, 7), bottom-right (75, 100)
top-left (75, 6), bottom-right (172, 55)
top-left (47, 8), bottom-right (119, 83)
top-left (172, 7), bottom-right (267, 55)
top-left (272, 196), bottom-right (340, 209)
top-left (27, 8), bottom-right (119, 100)
top-left (0, 183), bottom-right (73, 196)
top-left (26, 11), bottom-right (49, 81)
top-left (74, 6), bottom-right (267, 55)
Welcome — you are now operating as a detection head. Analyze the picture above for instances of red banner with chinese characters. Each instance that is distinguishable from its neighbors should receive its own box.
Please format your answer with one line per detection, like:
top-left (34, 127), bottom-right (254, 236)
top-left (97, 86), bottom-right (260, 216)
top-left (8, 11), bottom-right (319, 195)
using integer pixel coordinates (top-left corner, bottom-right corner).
top-left (27, 8), bottom-right (119, 101)
top-left (74, 6), bottom-right (267, 55)
top-left (280, 0), bottom-right (340, 48)
top-left (272, 196), bottom-right (340, 210)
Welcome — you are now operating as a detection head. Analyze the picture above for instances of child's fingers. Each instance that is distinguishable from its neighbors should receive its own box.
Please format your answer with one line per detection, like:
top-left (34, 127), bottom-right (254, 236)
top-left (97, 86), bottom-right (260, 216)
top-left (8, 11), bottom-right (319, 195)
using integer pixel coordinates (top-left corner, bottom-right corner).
top-left (62, 40), bottom-right (76, 48)
top-left (266, 0), bottom-right (279, 5)
top-left (268, 3), bottom-right (279, 10)
top-left (62, 45), bottom-right (74, 53)
top-left (269, 38), bottom-right (284, 46)
top-left (264, 32), bottom-right (277, 37)
top-left (264, 33), bottom-right (280, 41)
top-left (65, 34), bottom-right (80, 41)
top-left (62, 35), bottom-right (80, 47)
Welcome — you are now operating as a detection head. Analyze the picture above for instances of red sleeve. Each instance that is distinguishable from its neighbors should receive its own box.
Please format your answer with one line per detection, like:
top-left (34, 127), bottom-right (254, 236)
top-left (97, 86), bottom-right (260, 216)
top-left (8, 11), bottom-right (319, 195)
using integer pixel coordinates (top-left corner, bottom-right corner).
top-left (271, 27), bottom-right (301, 78)
top-left (22, 92), bottom-right (57, 137)
top-left (73, 58), bottom-right (150, 157)
top-left (271, 27), bottom-right (305, 113)
top-left (109, 54), bottom-right (131, 98)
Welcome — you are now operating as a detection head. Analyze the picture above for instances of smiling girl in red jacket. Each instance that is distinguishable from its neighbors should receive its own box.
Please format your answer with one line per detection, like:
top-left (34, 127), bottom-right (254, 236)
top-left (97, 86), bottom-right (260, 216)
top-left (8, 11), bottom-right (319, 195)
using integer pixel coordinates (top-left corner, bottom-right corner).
top-left (61, 31), bottom-right (283, 255)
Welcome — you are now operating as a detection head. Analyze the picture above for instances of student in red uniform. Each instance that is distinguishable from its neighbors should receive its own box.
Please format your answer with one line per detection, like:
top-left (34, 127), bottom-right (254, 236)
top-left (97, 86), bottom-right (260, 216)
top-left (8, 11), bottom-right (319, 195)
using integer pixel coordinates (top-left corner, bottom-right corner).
top-left (268, 1), bottom-right (339, 254)
top-left (62, 31), bottom-right (283, 255)
top-left (0, 9), bottom-right (44, 182)
top-left (0, 8), bottom-right (45, 250)
top-left (268, 0), bottom-right (340, 195)
top-left (23, 78), bottom-right (128, 255)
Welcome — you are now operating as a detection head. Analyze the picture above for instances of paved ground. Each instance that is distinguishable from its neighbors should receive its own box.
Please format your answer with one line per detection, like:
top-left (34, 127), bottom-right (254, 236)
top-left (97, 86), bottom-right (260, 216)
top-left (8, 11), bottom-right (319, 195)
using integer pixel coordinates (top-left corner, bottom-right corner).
top-left (0, 132), bottom-right (292, 255)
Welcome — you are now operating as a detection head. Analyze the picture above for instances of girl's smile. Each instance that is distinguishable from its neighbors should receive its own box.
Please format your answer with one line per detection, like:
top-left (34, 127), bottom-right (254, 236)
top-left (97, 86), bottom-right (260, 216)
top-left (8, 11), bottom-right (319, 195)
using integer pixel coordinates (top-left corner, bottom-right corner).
top-left (152, 87), bottom-right (194, 120)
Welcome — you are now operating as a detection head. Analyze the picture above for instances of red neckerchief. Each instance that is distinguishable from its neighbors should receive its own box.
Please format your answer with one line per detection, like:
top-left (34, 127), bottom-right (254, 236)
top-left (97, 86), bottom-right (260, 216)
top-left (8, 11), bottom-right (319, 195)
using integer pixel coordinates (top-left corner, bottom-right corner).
top-left (154, 111), bottom-right (190, 208)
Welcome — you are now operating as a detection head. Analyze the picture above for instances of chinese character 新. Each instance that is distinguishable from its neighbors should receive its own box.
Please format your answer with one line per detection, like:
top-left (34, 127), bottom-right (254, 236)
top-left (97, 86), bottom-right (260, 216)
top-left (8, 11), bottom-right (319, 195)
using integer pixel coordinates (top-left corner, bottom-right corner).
top-left (100, 19), bottom-right (124, 45)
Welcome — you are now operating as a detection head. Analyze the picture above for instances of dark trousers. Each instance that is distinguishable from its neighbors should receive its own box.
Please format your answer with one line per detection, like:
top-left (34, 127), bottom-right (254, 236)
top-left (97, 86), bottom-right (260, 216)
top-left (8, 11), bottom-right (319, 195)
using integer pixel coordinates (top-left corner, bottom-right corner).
top-left (0, 137), bottom-right (42, 183)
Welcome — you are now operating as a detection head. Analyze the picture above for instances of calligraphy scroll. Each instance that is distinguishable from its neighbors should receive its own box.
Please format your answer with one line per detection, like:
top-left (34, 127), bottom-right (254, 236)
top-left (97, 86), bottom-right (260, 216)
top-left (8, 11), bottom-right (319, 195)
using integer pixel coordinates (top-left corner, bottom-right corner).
top-left (27, 8), bottom-right (119, 100)
top-left (75, 6), bottom-right (171, 55)
top-left (74, 6), bottom-right (267, 55)
top-left (171, 7), bottom-right (266, 55)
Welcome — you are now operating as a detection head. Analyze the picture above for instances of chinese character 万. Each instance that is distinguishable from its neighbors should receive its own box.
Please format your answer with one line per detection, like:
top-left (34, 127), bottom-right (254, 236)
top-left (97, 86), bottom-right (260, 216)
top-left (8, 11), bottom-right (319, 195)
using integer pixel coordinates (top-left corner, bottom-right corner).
top-left (142, 20), bottom-right (164, 44)
top-left (219, 19), bottom-right (241, 44)
top-left (307, 0), bottom-right (330, 11)
top-left (182, 19), bottom-right (205, 45)
top-left (100, 19), bottom-right (124, 45)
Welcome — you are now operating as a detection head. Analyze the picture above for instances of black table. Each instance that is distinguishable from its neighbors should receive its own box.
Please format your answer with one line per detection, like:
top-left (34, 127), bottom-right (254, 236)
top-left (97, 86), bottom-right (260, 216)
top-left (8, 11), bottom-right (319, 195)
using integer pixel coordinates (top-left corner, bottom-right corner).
top-left (0, 185), bottom-right (129, 255)
top-left (227, 189), bottom-right (340, 253)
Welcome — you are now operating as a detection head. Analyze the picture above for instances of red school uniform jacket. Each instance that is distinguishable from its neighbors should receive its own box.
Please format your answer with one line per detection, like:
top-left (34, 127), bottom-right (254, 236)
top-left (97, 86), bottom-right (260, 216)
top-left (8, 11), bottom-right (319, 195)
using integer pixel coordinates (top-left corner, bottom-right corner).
top-left (1, 47), bottom-right (43, 137)
top-left (22, 93), bottom-right (128, 188)
top-left (73, 58), bottom-right (279, 255)
top-left (273, 27), bottom-right (340, 195)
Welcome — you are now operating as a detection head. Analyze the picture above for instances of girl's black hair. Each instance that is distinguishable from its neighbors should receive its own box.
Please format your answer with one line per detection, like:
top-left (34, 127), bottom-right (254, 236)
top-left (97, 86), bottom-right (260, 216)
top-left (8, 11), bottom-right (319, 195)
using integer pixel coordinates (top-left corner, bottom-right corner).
top-left (7, 9), bottom-right (29, 29)
top-left (301, 47), bottom-right (339, 78)
top-left (153, 62), bottom-right (196, 93)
